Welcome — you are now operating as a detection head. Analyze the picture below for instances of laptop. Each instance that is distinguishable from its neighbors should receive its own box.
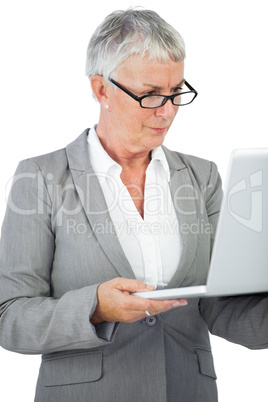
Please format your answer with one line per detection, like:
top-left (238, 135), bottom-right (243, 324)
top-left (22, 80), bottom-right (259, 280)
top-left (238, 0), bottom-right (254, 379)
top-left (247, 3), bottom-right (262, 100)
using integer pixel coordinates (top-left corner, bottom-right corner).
top-left (134, 148), bottom-right (268, 300)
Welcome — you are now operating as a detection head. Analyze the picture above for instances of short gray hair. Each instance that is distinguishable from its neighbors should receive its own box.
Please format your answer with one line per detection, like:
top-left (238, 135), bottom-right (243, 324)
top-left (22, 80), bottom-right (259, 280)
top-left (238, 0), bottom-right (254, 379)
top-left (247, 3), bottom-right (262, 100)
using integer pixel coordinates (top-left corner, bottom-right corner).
top-left (85, 8), bottom-right (186, 81)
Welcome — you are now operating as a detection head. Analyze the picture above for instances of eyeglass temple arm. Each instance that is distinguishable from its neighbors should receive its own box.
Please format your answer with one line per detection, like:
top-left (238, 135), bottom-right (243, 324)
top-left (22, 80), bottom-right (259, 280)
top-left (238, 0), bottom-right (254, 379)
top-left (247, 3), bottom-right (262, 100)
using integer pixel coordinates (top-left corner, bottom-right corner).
top-left (109, 78), bottom-right (141, 101)
top-left (184, 80), bottom-right (197, 94)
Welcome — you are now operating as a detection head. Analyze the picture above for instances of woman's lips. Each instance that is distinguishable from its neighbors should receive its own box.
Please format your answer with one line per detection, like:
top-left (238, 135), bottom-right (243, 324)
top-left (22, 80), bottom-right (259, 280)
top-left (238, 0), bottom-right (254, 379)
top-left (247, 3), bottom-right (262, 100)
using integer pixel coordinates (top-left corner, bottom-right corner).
top-left (149, 127), bottom-right (167, 134)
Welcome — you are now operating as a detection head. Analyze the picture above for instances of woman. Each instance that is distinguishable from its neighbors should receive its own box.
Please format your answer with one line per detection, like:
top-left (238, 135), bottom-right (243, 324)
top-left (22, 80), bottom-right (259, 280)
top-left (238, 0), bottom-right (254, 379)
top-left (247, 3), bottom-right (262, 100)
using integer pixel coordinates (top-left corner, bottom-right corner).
top-left (0, 8), bottom-right (267, 402)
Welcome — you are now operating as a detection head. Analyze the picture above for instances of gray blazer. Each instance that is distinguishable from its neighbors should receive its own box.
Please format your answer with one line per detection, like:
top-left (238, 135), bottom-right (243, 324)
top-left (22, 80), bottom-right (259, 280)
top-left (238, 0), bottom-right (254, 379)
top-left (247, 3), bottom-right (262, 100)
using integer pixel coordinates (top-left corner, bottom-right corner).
top-left (0, 129), bottom-right (267, 402)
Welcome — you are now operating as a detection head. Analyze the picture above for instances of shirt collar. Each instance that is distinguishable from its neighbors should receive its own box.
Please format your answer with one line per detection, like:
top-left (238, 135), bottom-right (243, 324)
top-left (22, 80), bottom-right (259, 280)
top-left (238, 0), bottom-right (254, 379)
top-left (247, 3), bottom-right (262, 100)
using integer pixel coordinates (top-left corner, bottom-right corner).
top-left (87, 126), bottom-right (122, 184)
top-left (151, 146), bottom-right (171, 182)
top-left (87, 126), bottom-right (170, 183)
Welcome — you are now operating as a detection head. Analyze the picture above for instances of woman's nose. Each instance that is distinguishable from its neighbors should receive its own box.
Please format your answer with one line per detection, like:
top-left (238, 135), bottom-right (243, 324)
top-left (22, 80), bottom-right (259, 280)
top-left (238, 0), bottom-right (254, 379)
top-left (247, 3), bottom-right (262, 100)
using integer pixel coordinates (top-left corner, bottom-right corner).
top-left (154, 99), bottom-right (178, 119)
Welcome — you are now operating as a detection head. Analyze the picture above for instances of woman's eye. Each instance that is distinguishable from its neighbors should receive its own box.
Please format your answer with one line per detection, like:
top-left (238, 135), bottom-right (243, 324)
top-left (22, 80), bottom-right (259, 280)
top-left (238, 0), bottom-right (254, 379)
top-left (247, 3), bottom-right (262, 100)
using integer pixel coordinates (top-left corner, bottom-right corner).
top-left (143, 91), bottom-right (156, 96)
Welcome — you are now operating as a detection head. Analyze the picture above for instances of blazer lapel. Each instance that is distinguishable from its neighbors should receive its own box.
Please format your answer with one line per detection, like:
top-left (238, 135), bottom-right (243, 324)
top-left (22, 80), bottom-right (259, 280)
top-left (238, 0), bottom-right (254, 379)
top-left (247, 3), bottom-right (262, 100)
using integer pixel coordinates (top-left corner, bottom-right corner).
top-left (66, 129), bottom-right (136, 280)
top-left (162, 147), bottom-right (198, 288)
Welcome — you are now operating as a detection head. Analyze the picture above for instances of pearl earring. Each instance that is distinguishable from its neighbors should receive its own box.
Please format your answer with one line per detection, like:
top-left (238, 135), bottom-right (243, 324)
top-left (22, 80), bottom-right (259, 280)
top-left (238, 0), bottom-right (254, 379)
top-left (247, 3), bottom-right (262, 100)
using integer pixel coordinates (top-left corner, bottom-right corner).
top-left (105, 105), bottom-right (110, 109)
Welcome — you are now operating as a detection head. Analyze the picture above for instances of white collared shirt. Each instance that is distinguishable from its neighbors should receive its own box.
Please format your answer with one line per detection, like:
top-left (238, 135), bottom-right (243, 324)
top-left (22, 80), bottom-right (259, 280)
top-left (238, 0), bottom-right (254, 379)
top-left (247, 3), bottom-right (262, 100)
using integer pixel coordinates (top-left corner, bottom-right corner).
top-left (87, 127), bottom-right (183, 288)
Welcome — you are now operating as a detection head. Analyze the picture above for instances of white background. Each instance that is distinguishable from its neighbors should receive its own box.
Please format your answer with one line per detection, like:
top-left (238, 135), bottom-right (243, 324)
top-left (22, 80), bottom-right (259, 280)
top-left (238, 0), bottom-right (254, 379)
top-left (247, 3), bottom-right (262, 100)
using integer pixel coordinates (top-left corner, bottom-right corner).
top-left (0, 0), bottom-right (267, 401)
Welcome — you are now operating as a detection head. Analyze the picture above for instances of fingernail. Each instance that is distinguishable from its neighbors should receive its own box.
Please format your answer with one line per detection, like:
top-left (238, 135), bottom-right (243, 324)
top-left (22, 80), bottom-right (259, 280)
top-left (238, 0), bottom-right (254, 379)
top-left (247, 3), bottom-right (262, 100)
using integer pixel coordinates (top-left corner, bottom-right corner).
top-left (145, 284), bottom-right (155, 290)
top-left (172, 300), bottom-right (188, 307)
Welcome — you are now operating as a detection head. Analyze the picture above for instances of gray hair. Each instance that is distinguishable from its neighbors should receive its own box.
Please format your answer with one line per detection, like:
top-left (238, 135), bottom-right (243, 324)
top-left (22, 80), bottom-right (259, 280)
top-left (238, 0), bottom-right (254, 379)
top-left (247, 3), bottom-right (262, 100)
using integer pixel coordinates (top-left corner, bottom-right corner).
top-left (85, 8), bottom-right (186, 82)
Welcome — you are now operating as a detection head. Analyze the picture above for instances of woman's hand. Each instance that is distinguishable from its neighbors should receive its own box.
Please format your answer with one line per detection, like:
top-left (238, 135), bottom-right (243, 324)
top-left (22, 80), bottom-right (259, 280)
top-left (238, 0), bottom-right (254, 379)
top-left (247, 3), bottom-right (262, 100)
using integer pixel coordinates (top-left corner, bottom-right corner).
top-left (90, 277), bottom-right (187, 325)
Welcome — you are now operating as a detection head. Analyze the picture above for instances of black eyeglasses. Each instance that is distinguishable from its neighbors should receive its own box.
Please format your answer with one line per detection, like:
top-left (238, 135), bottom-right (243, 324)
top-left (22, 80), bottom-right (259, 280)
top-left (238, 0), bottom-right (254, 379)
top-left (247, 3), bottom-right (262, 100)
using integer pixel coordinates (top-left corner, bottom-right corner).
top-left (109, 78), bottom-right (198, 109)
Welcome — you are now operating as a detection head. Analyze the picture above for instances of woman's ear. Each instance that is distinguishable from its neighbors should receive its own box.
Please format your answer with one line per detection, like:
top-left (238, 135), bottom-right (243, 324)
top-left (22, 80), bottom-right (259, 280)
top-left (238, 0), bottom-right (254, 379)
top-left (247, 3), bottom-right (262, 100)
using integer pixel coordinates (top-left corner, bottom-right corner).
top-left (91, 75), bottom-right (109, 105)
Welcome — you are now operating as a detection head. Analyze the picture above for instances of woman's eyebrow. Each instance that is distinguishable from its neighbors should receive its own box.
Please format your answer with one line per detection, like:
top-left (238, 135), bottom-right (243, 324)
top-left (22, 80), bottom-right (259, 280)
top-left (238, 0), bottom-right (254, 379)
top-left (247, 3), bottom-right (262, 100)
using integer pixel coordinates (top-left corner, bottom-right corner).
top-left (173, 79), bottom-right (185, 90)
top-left (141, 83), bottom-right (161, 91)
top-left (141, 79), bottom-right (185, 91)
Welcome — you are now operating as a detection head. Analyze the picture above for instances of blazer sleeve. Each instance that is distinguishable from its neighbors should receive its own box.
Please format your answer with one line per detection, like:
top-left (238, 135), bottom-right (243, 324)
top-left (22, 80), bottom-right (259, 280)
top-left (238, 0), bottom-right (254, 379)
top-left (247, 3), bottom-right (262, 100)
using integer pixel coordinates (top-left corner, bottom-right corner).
top-left (0, 159), bottom-right (114, 354)
top-left (200, 294), bottom-right (268, 350)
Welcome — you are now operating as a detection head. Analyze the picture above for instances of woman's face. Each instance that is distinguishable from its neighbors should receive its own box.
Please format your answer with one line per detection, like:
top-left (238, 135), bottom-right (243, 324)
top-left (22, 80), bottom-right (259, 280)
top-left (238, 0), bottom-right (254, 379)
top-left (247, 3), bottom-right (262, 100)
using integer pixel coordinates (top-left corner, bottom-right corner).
top-left (103, 55), bottom-right (185, 156)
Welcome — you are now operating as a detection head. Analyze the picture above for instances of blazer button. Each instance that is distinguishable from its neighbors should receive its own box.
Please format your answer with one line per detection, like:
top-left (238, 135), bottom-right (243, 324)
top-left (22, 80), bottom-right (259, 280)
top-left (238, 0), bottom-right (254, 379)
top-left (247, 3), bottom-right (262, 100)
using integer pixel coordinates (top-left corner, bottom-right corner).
top-left (145, 316), bottom-right (158, 327)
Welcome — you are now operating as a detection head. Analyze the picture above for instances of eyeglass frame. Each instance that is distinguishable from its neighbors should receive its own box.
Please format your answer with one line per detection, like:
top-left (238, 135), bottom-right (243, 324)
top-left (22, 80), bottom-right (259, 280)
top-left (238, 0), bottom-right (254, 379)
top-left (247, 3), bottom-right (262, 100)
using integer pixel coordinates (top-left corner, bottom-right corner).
top-left (108, 78), bottom-right (198, 109)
